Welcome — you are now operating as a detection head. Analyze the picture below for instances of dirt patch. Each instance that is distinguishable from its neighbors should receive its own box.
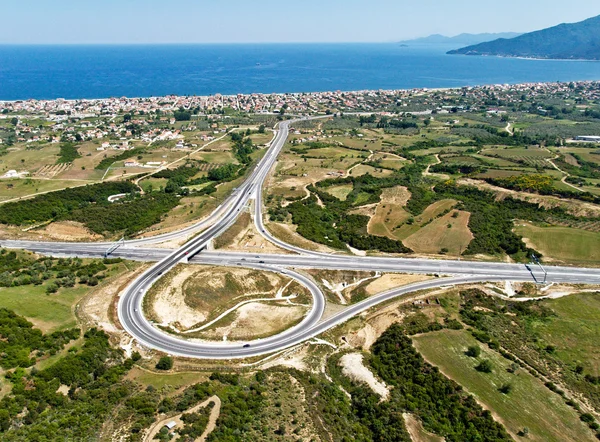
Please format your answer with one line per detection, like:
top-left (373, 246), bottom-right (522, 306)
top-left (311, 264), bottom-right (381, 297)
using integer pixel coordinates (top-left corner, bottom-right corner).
top-left (144, 395), bottom-right (221, 442)
top-left (56, 384), bottom-right (70, 396)
top-left (340, 353), bottom-right (390, 400)
top-left (200, 301), bottom-right (308, 341)
top-left (41, 221), bottom-right (103, 241)
top-left (382, 186), bottom-right (412, 206)
top-left (260, 344), bottom-right (311, 372)
top-left (149, 267), bottom-right (208, 330)
top-left (146, 265), bottom-right (306, 334)
top-left (346, 307), bottom-right (406, 351)
top-left (80, 263), bottom-right (149, 334)
top-left (218, 211), bottom-right (289, 254)
top-left (364, 274), bottom-right (433, 296)
top-left (350, 203), bottom-right (378, 219)
top-left (367, 187), bottom-right (412, 240)
top-left (403, 413), bottom-right (445, 442)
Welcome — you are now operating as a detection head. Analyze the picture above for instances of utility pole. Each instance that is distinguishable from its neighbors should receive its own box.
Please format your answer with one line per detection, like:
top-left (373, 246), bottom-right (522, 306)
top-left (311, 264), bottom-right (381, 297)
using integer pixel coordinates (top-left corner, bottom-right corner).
top-left (104, 237), bottom-right (125, 258)
top-left (531, 253), bottom-right (548, 284)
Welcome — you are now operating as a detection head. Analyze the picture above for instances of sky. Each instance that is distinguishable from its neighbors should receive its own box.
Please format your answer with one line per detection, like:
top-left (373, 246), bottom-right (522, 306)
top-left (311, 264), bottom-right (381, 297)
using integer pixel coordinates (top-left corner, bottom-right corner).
top-left (2, 0), bottom-right (600, 44)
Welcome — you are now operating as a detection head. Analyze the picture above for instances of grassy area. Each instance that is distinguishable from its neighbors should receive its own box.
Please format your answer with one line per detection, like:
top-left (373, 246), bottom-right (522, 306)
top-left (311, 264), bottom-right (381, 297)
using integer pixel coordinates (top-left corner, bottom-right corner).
top-left (350, 164), bottom-right (393, 178)
top-left (536, 293), bottom-right (600, 375)
top-left (0, 179), bottom-right (93, 202)
top-left (1, 283), bottom-right (88, 332)
top-left (515, 223), bottom-right (600, 263)
top-left (0, 261), bottom-right (133, 333)
top-left (413, 329), bottom-right (595, 442)
top-left (192, 150), bottom-right (237, 164)
top-left (323, 184), bottom-right (353, 201)
top-left (404, 210), bottom-right (473, 255)
top-left (0, 144), bottom-right (60, 173)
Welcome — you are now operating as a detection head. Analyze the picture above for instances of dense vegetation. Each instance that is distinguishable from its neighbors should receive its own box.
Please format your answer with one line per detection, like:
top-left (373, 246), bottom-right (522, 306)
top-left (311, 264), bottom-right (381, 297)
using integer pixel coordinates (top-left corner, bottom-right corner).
top-left (0, 324), bottom-right (146, 440)
top-left (485, 174), bottom-right (600, 205)
top-left (448, 14), bottom-right (600, 60)
top-left (69, 192), bottom-right (180, 235)
top-left (0, 180), bottom-right (183, 236)
top-left (0, 247), bottom-right (122, 297)
top-left (0, 309), bottom-right (79, 369)
top-left (368, 325), bottom-right (511, 441)
top-left (0, 181), bottom-right (136, 225)
top-left (56, 143), bottom-right (81, 164)
top-left (274, 175), bottom-right (413, 253)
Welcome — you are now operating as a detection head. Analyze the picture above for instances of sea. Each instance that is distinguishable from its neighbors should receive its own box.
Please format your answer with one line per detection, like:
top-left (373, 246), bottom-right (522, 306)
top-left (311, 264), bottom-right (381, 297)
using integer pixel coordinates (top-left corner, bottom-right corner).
top-left (1, 43), bottom-right (600, 101)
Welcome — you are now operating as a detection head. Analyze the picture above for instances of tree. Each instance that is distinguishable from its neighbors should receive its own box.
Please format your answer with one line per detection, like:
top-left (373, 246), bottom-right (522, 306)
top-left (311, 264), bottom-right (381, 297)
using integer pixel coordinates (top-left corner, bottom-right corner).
top-left (466, 345), bottom-right (481, 358)
top-left (174, 110), bottom-right (192, 121)
top-left (10, 117), bottom-right (18, 126)
top-left (498, 383), bottom-right (512, 394)
top-left (156, 356), bottom-right (173, 370)
top-left (46, 282), bottom-right (59, 294)
top-left (475, 360), bottom-right (493, 373)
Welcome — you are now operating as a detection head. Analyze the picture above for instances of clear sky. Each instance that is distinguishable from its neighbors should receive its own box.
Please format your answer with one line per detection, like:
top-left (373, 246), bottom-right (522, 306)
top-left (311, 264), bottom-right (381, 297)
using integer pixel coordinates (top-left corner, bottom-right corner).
top-left (2, 0), bottom-right (600, 44)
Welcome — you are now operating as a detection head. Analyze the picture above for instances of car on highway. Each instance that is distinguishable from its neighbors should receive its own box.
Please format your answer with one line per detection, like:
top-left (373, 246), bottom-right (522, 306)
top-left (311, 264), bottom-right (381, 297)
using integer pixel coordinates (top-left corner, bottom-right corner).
top-left (243, 344), bottom-right (251, 348)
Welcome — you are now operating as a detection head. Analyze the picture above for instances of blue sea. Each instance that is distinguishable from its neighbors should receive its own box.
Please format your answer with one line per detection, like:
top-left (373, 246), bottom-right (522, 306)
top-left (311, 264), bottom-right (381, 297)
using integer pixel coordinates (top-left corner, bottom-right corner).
top-left (1, 44), bottom-right (600, 101)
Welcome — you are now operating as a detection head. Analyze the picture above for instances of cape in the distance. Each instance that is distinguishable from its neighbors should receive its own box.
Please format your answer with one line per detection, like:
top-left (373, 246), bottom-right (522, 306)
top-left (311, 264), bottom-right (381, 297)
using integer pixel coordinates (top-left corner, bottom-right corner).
top-left (448, 14), bottom-right (600, 60)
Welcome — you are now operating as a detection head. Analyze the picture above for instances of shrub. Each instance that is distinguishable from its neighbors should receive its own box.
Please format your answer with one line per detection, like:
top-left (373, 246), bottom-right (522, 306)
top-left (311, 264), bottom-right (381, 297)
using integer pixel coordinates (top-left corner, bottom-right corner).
top-left (466, 345), bottom-right (481, 358)
top-left (156, 356), bottom-right (173, 371)
top-left (475, 360), bottom-right (493, 373)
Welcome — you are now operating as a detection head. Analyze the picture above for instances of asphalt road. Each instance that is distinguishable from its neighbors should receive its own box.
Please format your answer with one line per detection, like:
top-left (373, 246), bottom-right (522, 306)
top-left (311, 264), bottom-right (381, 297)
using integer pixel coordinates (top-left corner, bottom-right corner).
top-left (3, 115), bottom-right (600, 359)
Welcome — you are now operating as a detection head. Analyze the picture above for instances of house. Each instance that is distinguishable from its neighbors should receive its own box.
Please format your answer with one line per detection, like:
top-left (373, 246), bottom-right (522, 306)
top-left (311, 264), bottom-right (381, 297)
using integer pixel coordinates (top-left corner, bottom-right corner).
top-left (164, 421), bottom-right (177, 430)
top-left (575, 135), bottom-right (600, 143)
top-left (124, 161), bottom-right (139, 167)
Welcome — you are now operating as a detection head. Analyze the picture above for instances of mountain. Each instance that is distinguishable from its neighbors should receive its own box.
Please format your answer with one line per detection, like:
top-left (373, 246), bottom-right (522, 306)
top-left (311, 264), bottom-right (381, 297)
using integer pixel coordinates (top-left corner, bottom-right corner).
top-left (400, 33), bottom-right (521, 47)
top-left (448, 15), bottom-right (600, 60)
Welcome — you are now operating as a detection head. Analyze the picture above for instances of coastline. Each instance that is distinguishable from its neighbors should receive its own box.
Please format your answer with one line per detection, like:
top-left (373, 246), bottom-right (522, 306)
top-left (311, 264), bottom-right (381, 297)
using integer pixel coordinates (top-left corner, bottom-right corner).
top-left (447, 52), bottom-right (600, 62)
top-left (1, 81), bottom-right (598, 105)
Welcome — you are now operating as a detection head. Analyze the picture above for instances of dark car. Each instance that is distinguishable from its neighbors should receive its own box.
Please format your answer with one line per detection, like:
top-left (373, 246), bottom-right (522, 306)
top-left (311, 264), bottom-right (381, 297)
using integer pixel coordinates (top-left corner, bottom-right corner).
top-left (243, 344), bottom-right (251, 348)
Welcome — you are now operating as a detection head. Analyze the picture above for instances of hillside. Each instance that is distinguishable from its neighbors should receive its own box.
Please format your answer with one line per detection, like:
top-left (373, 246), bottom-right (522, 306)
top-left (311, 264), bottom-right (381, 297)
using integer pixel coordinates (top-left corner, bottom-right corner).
top-left (400, 32), bottom-right (521, 46)
top-left (448, 15), bottom-right (600, 60)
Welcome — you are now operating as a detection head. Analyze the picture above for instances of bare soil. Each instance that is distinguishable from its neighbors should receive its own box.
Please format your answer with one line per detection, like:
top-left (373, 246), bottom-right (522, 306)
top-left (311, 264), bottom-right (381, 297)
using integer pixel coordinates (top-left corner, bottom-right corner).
top-left (339, 353), bottom-right (390, 400)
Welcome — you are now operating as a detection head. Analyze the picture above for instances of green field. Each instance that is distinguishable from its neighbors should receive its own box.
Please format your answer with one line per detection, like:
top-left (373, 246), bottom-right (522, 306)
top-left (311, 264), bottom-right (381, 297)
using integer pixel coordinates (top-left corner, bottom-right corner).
top-left (0, 261), bottom-right (137, 332)
top-left (304, 146), bottom-right (369, 160)
top-left (536, 293), bottom-right (600, 375)
top-left (414, 329), bottom-right (595, 442)
top-left (323, 184), bottom-right (353, 201)
top-left (515, 223), bottom-right (600, 263)
top-left (350, 164), bottom-right (393, 178)
top-left (0, 179), bottom-right (93, 202)
top-left (192, 150), bottom-right (238, 164)
top-left (403, 210), bottom-right (472, 255)
top-left (1, 283), bottom-right (87, 332)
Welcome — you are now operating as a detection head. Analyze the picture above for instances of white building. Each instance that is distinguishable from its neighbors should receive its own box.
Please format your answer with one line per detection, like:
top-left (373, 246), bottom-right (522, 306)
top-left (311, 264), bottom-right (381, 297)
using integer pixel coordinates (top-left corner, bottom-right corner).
top-left (575, 135), bottom-right (600, 143)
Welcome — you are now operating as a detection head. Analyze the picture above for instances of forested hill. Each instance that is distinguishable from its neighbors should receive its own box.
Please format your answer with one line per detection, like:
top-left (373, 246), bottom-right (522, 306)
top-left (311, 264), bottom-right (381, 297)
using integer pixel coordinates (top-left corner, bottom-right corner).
top-left (448, 15), bottom-right (600, 60)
